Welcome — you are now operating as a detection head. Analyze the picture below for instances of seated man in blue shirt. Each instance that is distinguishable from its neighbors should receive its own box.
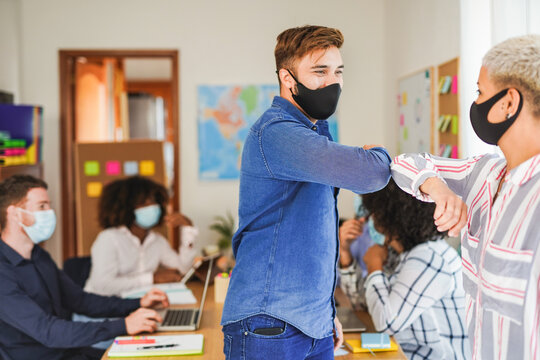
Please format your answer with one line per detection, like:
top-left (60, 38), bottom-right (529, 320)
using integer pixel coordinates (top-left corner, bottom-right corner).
top-left (0, 175), bottom-right (168, 360)
top-left (221, 25), bottom-right (391, 360)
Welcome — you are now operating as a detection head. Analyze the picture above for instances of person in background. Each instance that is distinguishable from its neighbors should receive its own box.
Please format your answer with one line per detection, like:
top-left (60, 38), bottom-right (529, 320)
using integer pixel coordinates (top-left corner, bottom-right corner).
top-left (391, 34), bottom-right (540, 359)
top-left (358, 179), bottom-right (469, 359)
top-left (85, 176), bottom-right (197, 296)
top-left (221, 25), bottom-right (391, 360)
top-left (338, 196), bottom-right (399, 310)
top-left (0, 175), bottom-right (167, 360)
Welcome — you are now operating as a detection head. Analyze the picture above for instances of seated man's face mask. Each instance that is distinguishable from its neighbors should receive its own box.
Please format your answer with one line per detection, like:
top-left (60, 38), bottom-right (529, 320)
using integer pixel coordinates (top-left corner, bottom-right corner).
top-left (286, 69), bottom-right (341, 120)
top-left (18, 208), bottom-right (57, 244)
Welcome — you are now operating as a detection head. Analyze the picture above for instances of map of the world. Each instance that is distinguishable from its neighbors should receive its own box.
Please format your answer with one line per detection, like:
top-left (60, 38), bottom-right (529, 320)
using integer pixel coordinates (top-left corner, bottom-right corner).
top-left (198, 84), bottom-right (338, 180)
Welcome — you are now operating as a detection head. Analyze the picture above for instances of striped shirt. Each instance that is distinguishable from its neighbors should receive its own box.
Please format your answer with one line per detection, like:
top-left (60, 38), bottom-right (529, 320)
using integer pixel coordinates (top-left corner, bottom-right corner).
top-left (364, 239), bottom-right (470, 360)
top-left (391, 152), bottom-right (540, 360)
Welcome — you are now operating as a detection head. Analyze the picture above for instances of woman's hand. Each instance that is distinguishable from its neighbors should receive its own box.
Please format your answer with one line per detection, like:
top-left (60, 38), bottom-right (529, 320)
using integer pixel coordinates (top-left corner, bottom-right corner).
top-left (164, 213), bottom-right (193, 228)
top-left (339, 218), bottom-right (364, 248)
top-left (339, 218), bottom-right (365, 267)
top-left (363, 245), bottom-right (388, 274)
top-left (153, 268), bottom-right (182, 284)
top-left (420, 177), bottom-right (467, 237)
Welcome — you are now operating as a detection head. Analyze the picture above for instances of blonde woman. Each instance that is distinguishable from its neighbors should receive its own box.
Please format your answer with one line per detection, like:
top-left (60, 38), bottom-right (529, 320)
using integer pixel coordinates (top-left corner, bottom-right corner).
top-left (392, 34), bottom-right (540, 359)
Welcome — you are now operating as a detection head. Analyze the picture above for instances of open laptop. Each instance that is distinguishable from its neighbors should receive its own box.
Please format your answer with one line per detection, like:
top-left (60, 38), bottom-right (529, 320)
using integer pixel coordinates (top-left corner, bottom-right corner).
top-left (337, 306), bottom-right (367, 333)
top-left (179, 253), bottom-right (220, 286)
top-left (156, 256), bottom-right (214, 331)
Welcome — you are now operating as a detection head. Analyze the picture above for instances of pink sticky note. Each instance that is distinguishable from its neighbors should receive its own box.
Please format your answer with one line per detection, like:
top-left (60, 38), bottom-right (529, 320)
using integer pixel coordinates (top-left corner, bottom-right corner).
top-left (451, 75), bottom-right (458, 94)
top-left (400, 114), bottom-right (405, 126)
top-left (451, 145), bottom-right (458, 158)
top-left (106, 161), bottom-right (121, 175)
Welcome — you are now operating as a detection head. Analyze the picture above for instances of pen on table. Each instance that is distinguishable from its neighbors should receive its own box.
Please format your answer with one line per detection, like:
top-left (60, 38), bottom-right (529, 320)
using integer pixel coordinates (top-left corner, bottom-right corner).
top-left (138, 343), bottom-right (179, 350)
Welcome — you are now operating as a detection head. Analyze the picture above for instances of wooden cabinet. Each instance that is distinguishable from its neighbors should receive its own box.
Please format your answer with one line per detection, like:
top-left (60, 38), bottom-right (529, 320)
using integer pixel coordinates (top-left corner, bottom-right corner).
top-left (437, 57), bottom-right (460, 158)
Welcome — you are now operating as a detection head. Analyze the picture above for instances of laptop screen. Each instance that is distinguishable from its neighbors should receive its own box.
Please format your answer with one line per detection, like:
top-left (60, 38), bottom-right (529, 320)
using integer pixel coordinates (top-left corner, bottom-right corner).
top-left (195, 256), bottom-right (213, 328)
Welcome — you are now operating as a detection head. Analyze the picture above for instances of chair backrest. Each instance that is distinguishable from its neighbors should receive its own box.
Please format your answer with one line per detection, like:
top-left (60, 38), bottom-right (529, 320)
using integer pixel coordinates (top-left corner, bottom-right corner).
top-left (63, 256), bottom-right (92, 288)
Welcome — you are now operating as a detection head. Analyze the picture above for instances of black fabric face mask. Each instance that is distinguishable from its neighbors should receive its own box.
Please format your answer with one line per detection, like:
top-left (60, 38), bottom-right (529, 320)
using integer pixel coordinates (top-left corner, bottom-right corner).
top-left (469, 88), bottom-right (523, 145)
top-left (286, 69), bottom-right (341, 120)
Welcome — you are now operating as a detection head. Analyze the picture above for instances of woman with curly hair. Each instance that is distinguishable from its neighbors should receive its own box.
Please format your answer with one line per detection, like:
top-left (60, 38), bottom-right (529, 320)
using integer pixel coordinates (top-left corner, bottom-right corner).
top-left (84, 176), bottom-right (197, 296)
top-left (357, 179), bottom-right (469, 359)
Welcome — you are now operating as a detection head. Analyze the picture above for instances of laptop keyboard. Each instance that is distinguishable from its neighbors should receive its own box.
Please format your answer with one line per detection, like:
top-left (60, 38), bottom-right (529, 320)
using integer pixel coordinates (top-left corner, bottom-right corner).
top-left (162, 309), bottom-right (197, 326)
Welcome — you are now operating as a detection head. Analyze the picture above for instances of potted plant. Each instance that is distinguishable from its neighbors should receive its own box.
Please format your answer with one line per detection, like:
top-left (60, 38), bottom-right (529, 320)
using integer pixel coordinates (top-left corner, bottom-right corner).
top-left (209, 212), bottom-right (235, 250)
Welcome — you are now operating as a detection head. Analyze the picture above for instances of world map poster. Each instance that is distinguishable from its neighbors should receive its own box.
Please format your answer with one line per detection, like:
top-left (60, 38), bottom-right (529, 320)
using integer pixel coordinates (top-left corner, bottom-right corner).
top-left (197, 84), bottom-right (339, 180)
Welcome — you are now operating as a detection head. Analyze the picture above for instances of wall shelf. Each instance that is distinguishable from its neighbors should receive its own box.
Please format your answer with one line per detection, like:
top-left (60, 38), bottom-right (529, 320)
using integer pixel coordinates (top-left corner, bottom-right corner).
top-left (0, 163), bottom-right (43, 180)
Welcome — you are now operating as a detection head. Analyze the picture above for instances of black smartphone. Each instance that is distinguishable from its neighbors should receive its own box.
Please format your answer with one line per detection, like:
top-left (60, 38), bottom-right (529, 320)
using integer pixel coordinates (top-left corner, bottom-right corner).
top-left (253, 327), bottom-right (285, 336)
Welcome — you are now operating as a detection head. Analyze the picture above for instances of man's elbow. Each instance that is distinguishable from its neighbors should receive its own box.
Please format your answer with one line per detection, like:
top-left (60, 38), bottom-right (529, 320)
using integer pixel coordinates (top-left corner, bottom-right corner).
top-left (367, 167), bottom-right (391, 193)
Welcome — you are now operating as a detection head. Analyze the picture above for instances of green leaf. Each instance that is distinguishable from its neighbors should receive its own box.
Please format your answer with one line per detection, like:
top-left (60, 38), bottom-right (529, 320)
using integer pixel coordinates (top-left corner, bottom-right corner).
top-left (209, 211), bottom-right (236, 249)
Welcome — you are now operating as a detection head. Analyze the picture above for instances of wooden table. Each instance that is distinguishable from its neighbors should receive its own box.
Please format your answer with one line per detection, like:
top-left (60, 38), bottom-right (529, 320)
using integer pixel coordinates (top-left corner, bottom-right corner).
top-left (102, 281), bottom-right (224, 360)
top-left (102, 283), bottom-right (406, 359)
top-left (335, 288), bottom-right (407, 359)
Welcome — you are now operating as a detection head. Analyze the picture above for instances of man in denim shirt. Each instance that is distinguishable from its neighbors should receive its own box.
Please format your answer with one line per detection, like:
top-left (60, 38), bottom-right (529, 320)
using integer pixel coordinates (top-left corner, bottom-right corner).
top-left (221, 25), bottom-right (392, 360)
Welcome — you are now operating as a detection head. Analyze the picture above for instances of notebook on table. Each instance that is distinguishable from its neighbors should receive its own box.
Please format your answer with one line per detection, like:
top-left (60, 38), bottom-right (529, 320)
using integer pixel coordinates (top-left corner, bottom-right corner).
top-left (108, 334), bottom-right (204, 357)
top-left (345, 333), bottom-right (399, 353)
top-left (156, 256), bottom-right (214, 331)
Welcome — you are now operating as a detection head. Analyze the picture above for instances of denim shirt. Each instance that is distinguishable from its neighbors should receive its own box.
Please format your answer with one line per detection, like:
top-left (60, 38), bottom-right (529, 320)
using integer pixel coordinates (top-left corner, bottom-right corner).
top-left (221, 96), bottom-right (391, 339)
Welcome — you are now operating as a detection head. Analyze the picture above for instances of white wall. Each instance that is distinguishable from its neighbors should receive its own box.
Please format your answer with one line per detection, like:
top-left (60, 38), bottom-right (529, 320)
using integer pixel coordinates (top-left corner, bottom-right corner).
top-left (382, 0), bottom-right (461, 249)
top-left (459, 0), bottom-right (493, 157)
top-left (17, 0), bottom-right (387, 263)
top-left (0, 0), bottom-right (21, 100)
top-left (384, 0), bottom-right (461, 158)
top-left (459, 0), bottom-right (540, 158)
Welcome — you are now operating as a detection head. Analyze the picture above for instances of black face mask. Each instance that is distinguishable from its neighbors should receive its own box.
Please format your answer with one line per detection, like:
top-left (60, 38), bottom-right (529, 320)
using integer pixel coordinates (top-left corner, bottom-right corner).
top-left (286, 69), bottom-right (341, 120)
top-left (469, 88), bottom-right (523, 145)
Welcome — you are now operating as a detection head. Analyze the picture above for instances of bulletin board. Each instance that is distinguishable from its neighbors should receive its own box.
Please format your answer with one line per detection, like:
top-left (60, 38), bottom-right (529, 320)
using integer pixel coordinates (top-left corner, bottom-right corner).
top-left (397, 67), bottom-right (434, 154)
top-left (74, 140), bottom-right (167, 256)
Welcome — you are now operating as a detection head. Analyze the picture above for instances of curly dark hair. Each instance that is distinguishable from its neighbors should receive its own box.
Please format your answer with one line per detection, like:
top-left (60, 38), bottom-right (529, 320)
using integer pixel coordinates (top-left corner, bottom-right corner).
top-left (361, 178), bottom-right (442, 252)
top-left (98, 176), bottom-right (168, 229)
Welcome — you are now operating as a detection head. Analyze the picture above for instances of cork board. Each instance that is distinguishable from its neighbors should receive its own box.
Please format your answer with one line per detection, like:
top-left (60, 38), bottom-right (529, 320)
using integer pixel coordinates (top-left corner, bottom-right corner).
top-left (74, 140), bottom-right (167, 256)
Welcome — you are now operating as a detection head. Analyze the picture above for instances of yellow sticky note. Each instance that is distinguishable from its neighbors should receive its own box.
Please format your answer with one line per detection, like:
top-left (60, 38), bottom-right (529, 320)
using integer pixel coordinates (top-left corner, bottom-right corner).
top-left (87, 182), bottom-right (102, 198)
top-left (139, 160), bottom-right (155, 176)
top-left (402, 92), bottom-right (408, 105)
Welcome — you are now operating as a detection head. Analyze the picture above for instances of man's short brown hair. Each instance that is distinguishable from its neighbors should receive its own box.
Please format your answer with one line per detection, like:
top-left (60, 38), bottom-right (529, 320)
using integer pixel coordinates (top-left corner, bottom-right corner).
top-left (0, 175), bottom-right (48, 229)
top-left (275, 25), bottom-right (344, 77)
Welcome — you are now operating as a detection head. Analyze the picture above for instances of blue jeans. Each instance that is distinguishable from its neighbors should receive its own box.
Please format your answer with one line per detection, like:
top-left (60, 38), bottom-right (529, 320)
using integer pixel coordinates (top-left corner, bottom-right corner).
top-left (222, 314), bottom-right (334, 360)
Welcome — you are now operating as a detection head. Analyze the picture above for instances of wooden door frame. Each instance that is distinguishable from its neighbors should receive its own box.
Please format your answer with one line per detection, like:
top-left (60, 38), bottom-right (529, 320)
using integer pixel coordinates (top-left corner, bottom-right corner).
top-left (59, 49), bottom-right (180, 260)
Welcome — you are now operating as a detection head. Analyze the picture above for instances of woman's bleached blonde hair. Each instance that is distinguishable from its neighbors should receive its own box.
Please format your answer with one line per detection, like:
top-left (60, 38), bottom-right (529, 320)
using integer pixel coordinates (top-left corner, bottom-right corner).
top-left (483, 34), bottom-right (540, 117)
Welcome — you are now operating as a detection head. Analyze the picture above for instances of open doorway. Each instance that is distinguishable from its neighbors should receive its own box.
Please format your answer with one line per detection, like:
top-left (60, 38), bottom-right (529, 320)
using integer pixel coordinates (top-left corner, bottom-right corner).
top-left (59, 49), bottom-right (180, 260)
